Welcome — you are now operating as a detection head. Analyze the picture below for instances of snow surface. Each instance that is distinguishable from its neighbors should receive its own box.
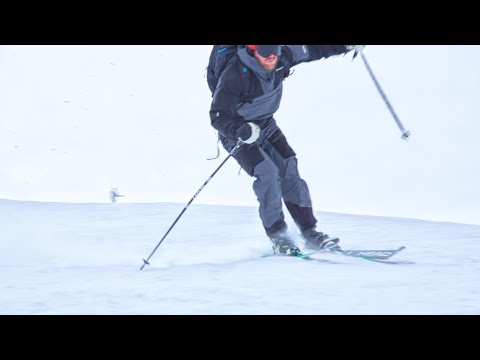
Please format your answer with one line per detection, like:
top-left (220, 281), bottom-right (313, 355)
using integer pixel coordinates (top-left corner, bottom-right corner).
top-left (1, 199), bottom-right (479, 314)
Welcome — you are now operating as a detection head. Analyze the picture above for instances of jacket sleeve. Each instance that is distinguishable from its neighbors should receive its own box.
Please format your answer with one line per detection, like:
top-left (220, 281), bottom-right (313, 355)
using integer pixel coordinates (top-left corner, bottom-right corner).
top-left (209, 64), bottom-right (245, 139)
top-left (283, 45), bottom-right (351, 68)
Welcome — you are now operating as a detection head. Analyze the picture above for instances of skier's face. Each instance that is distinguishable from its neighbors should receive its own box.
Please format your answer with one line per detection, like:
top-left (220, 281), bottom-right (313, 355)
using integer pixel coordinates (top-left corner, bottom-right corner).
top-left (254, 51), bottom-right (279, 71)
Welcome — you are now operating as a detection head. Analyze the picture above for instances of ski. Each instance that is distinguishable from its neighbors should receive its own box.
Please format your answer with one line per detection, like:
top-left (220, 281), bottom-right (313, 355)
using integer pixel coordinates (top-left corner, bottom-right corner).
top-left (334, 246), bottom-right (406, 260)
top-left (262, 246), bottom-right (408, 264)
top-left (296, 245), bottom-right (408, 264)
top-left (272, 252), bottom-right (341, 264)
top-left (296, 251), bottom-right (317, 259)
top-left (261, 251), bottom-right (316, 259)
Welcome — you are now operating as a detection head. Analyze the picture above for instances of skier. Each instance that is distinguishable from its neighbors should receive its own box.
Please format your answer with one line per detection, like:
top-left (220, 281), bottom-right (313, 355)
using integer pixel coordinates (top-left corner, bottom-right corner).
top-left (110, 188), bottom-right (124, 203)
top-left (209, 45), bottom-right (365, 255)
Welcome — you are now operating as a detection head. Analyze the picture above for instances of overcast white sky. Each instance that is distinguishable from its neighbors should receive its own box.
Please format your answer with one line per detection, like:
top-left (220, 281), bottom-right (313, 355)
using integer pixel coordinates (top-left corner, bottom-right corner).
top-left (1, 45), bottom-right (479, 225)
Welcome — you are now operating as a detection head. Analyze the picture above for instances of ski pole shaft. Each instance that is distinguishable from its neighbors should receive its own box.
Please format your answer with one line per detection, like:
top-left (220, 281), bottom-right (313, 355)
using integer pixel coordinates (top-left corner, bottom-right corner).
top-left (140, 141), bottom-right (243, 270)
top-left (361, 53), bottom-right (411, 140)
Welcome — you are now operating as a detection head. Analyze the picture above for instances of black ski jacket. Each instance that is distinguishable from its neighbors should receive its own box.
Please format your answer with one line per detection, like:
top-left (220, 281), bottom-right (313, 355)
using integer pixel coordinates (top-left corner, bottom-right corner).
top-left (209, 45), bottom-right (351, 139)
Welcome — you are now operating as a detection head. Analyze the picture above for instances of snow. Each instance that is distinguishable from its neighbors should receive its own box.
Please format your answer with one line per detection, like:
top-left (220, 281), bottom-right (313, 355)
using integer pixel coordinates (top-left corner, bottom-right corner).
top-left (1, 199), bottom-right (479, 314)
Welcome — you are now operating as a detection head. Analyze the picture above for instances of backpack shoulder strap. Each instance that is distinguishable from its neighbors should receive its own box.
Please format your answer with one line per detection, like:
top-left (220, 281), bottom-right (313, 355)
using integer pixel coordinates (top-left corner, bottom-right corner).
top-left (236, 58), bottom-right (253, 104)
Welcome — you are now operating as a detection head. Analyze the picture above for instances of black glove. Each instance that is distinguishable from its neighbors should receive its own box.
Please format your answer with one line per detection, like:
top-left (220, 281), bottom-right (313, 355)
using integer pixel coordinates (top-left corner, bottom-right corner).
top-left (235, 122), bottom-right (261, 144)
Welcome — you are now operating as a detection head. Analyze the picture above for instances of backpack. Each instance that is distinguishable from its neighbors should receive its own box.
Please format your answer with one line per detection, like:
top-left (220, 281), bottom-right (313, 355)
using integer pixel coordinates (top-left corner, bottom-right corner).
top-left (206, 45), bottom-right (239, 96)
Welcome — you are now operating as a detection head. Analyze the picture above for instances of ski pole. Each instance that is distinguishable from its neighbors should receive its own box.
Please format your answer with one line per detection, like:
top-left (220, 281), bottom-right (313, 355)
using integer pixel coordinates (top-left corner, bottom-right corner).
top-left (140, 141), bottom-right (244, 270)
top-left (361, 53), bottom-right (411, 140)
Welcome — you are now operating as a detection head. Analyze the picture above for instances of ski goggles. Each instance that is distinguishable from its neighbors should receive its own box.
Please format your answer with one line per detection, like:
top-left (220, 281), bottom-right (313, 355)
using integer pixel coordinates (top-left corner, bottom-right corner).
top-left (256, 45), bottom-right (282, 58)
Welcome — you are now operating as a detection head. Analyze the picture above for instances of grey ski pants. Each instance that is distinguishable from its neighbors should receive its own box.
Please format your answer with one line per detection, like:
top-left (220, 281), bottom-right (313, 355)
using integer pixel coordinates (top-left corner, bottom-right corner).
top-left (223, 120), bottom-right (317, 236)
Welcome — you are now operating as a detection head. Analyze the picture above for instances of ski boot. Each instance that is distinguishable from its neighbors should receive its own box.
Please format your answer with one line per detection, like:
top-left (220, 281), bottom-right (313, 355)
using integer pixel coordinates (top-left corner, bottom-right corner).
top-left (270, 232), bottom-right (301, 256)
top-left (301, 226), bottom-right (340, 251)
